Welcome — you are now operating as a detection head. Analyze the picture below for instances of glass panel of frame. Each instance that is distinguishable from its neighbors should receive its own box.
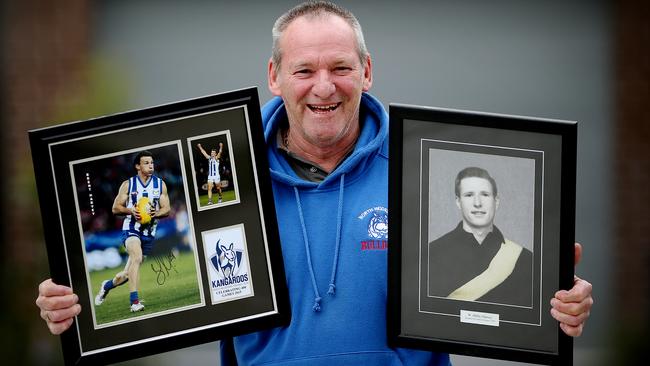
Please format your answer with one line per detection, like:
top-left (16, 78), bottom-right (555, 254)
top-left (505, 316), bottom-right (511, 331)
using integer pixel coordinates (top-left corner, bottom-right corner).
top-left (387, 104), bottom-right (575, 365)
top-left (29, 87), bottom-right (290, 365)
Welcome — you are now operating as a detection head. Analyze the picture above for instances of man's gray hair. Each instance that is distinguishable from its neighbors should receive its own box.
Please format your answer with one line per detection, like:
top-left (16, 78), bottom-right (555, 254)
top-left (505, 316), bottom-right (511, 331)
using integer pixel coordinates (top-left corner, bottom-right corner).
top-left (271, 1), bottom-right (369, 74)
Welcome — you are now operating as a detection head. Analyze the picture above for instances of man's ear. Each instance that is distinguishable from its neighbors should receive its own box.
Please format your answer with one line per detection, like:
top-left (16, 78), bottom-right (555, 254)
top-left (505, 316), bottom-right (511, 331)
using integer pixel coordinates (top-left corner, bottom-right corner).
top-left (455, 197), bottom-right (461, 210)
top-left (362, 54), bottom-right (373, 92)
top-left (495, 196), bottom-right (500, 211)
top-left (268, 58), bottom-right (282, 96)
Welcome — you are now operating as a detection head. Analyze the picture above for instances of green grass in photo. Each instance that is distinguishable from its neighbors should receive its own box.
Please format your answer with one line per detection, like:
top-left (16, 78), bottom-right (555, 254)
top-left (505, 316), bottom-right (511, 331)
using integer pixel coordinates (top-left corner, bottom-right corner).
top-left (198, 189), bottom-right (237, 207)
top-left (90, 250), bottom-right (202, 325)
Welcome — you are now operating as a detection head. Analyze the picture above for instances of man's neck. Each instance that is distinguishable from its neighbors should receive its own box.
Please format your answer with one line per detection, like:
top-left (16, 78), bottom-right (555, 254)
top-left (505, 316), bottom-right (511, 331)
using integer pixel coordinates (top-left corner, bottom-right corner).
top-left (138, 172), bottom-right (151, 183)
top-left (284, 126), bottom-right (359, 173)
top-left (462, 222), bottom-right (494, 245)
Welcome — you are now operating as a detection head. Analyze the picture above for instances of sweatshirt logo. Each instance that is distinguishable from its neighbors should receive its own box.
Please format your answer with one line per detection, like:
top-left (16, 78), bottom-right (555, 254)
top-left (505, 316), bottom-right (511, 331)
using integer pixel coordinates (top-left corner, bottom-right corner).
top-left (358, 206), bottom-right (388, 250)
top-left (368, 212), bottom-right (388, 239)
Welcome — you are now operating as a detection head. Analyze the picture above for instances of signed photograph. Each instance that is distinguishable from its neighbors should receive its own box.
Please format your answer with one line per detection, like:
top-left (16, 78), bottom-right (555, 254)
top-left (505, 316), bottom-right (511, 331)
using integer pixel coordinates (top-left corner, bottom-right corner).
top-left (71, 142), bottom-right (203, 328)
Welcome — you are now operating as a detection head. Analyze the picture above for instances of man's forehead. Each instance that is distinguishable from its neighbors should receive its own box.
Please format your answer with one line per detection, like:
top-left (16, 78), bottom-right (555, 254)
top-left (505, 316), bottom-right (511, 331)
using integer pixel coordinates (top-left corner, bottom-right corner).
top-left (280, 14), bottom-right (354, 45)
top-left (460, 177), bottom-right (492, 189)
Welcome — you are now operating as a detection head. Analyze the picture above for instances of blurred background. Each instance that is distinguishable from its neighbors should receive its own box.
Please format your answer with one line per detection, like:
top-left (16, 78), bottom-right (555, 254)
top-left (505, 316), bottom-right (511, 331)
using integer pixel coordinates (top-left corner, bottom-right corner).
top-left (1, 0), bottom-right (646, 365)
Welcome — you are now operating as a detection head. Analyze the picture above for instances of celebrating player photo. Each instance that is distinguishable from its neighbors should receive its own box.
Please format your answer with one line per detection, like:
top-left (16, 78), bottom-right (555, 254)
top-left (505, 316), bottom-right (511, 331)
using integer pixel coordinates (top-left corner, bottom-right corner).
top-left (187, 131), bottom-right (240, 210)
top-left (70, 141), bottom-right (204, 328)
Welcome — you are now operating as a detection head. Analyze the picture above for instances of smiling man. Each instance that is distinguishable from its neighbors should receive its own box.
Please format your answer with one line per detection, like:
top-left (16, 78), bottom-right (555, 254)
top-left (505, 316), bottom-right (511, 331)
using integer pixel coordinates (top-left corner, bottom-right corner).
top-left (428, 167), bottom-right (533, 307)
top-left (36, 2), bottom-right (593, 364)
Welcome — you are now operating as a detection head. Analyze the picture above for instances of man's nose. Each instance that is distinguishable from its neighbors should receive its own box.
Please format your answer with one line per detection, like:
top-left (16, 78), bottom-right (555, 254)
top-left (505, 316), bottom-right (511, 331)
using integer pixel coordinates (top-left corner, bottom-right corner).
top-left (312, 71), bottom-right (335, 98)
top-left (473, 195), bottom-right (482, 207)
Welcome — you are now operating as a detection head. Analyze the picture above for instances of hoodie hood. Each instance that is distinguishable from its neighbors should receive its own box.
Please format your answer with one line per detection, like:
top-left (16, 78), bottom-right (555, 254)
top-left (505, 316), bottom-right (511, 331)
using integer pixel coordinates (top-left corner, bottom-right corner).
top-left (261, 92), bottom-right (388, 312)
top-left (262, 92), bottom-right (388, 190)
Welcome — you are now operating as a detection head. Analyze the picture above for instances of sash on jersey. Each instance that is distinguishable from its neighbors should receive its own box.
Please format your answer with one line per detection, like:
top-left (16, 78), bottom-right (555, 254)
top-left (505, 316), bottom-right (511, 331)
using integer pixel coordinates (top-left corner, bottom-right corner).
top-left (447, 239), bottom-right (523, 301)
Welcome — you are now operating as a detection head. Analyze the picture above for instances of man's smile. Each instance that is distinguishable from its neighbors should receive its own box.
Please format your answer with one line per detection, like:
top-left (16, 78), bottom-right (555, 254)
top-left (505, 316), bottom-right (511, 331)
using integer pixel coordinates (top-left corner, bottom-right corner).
top-left (307, 102), bottom-right (341, 113)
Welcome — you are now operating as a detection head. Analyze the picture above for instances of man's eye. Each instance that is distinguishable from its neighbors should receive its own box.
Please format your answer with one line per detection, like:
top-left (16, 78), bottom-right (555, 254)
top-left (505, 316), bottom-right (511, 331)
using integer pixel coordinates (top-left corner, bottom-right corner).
top-left (294, 69), bottom-right (312, 75)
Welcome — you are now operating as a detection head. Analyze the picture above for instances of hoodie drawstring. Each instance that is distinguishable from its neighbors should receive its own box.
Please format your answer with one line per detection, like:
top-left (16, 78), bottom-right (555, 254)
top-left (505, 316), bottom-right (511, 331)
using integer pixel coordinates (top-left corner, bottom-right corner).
top-left (328, 174), bottom-right (345, 296)
top-left (293, 174), bottom-right (346, 312)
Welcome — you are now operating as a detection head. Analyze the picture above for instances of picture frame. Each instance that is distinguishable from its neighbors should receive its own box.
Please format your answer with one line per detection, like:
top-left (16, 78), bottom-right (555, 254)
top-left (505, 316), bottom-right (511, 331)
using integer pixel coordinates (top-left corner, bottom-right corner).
top-left (387, 104), bottom-right (576, 365)
top-left (29, 87), bottom-right (290, 365)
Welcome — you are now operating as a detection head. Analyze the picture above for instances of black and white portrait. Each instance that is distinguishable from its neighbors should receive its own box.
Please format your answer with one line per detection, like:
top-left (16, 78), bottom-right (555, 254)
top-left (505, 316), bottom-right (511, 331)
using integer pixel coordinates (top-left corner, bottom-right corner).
top-left (425, 146), bottom-right (537, 308)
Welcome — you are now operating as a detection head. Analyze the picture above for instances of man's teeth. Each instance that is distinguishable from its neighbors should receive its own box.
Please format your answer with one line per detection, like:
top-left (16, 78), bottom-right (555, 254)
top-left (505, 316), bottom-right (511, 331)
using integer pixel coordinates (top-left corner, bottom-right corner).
top-left (309, 103), bottom-right (339, 112)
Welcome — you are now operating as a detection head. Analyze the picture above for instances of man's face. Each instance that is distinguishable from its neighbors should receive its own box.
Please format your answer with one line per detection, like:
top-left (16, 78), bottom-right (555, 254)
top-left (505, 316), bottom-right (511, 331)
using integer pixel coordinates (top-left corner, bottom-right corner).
top-left (268, 15), bottom-right (372, 148)
top-left (456, 177), bottom-right (499, 231)
top-left (211, 150), bottom-right (217, 158)
top-left (137, 156), bottom-right (154, 177)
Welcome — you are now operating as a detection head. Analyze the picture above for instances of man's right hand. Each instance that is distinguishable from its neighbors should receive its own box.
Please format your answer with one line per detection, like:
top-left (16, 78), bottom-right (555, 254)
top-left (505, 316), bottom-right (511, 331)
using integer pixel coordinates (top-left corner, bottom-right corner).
top-left (35, 279), bottom-right (81, 335)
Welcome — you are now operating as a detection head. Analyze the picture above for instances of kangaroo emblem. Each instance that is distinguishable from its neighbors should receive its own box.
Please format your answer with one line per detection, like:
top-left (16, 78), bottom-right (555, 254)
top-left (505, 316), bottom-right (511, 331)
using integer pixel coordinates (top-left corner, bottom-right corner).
top-left (210, 239), bottom-right (242, 279)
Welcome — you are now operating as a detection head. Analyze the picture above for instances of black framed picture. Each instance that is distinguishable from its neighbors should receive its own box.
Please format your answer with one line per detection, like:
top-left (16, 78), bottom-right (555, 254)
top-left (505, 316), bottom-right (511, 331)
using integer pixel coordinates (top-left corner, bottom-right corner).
top-left (387, 104), bottom-right (576, 365)
top-left (29, 87), bottom-right (290, 365)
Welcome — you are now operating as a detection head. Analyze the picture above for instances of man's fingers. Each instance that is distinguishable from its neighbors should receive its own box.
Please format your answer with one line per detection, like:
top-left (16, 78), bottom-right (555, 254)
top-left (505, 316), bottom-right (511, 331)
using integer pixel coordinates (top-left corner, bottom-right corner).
top-left (47, 304), bottom-right (82, 323)
top-left (47, 317), bottom-right (74, 336)
top-left (41, 304), bottom-right (80, 335)
top-left (574, 242), bottom-right (582, 267)
top-left (36, 293), bottom-right (79, 311)
top-left (554, 276), bottom-right (593, 303)
top-left (559, 322), bottom-right (584, 337)
top-left (38, 279), bottom-right (72, 297)
top-left (550, 294), bottom-right (593, 316)
top-left (550, 306), bottom-right (590, 327)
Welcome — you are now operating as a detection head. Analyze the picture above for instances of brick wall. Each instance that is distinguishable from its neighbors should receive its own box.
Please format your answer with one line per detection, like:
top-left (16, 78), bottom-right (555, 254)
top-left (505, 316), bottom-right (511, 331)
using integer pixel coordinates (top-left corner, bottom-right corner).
top-left (1, 0), bottom-right (90, 364)
top-left (613, 0), bottom-right (649, 363)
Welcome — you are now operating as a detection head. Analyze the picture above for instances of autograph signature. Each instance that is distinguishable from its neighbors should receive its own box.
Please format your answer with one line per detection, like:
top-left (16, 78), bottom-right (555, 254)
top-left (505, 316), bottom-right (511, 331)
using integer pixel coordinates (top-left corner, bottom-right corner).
top-left (150, 251), bottom-right (178, 285)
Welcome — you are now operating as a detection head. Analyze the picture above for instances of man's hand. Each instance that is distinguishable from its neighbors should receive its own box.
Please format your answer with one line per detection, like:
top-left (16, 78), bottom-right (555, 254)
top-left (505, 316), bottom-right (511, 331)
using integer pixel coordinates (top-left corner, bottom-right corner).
top-left (35, 279), bottom-right (81, 335)
top-left (550, 243), bottom-right (593, 337)
top-left (131, 206), bottom-right (142, 221)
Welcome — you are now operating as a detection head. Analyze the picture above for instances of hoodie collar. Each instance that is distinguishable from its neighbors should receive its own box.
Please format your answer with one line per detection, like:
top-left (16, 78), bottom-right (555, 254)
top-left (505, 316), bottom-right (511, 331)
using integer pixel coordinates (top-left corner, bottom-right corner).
top-left (262, 92), bottom-right (387, 189)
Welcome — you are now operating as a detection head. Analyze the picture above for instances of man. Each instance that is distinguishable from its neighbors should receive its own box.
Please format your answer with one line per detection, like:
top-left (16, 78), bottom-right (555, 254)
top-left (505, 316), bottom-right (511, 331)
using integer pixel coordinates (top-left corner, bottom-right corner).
top-left (36, 2), bottom-right (593, 364)
top-left (197, 142), bottom-right (224, 204)
top-left (94, 151), bottom-right (171, 312)
top-left (428, 167), bottom-right (532, 306)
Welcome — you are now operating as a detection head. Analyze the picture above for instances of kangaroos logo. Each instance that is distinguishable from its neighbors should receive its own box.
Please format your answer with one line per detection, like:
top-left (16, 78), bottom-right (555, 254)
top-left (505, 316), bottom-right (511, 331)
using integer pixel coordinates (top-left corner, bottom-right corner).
top-left (368, 212), bottom-right (388, 239)
top-left (210, 239), bottom-right (243, 279)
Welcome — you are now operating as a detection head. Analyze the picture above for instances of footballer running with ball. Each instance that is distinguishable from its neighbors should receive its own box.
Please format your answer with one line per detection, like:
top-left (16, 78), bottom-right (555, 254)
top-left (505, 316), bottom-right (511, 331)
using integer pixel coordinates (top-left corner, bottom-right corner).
top-left (94, 151), bottom-right (171, 312)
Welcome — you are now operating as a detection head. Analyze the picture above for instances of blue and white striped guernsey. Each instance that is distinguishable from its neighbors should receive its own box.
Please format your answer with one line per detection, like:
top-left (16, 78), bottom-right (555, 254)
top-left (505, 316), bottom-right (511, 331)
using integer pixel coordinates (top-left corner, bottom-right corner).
top-left (208, 157), bottom-right (220, 179)
top-left (122, 175), bottom-right (162, 237)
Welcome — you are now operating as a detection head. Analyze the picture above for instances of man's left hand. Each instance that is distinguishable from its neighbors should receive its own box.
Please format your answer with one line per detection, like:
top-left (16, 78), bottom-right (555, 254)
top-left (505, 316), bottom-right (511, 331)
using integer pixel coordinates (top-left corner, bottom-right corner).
top-left (550, 243), bottom-right (593, 337)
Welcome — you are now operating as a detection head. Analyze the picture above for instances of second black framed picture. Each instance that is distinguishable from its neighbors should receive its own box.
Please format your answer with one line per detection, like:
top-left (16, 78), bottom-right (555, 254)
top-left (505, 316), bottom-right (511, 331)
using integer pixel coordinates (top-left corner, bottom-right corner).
top-left (387, 104), bottom-right (576, 365)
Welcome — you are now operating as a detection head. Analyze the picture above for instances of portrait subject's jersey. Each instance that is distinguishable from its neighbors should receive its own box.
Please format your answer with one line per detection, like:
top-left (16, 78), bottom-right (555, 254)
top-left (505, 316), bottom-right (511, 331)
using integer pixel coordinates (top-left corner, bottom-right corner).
top-left (427, 223), bottom-right (533, 307)
top-left (122, 175), bottom-right (162, 237)
top-left (208, 157), bottom-right (220, 179)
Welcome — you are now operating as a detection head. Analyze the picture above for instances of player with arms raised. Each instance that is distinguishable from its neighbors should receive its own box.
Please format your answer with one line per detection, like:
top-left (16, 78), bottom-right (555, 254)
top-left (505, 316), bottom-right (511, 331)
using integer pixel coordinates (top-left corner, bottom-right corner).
top-left (94, 151), bottom-right (171, 312)
top-left (197, 142), bottom-right (224, 204)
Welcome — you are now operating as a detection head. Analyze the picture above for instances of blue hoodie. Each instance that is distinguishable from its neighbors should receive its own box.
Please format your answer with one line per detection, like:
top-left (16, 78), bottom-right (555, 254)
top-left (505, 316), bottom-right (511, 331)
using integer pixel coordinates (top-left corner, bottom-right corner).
top-left (226, 94), bottom-right (450, 365)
